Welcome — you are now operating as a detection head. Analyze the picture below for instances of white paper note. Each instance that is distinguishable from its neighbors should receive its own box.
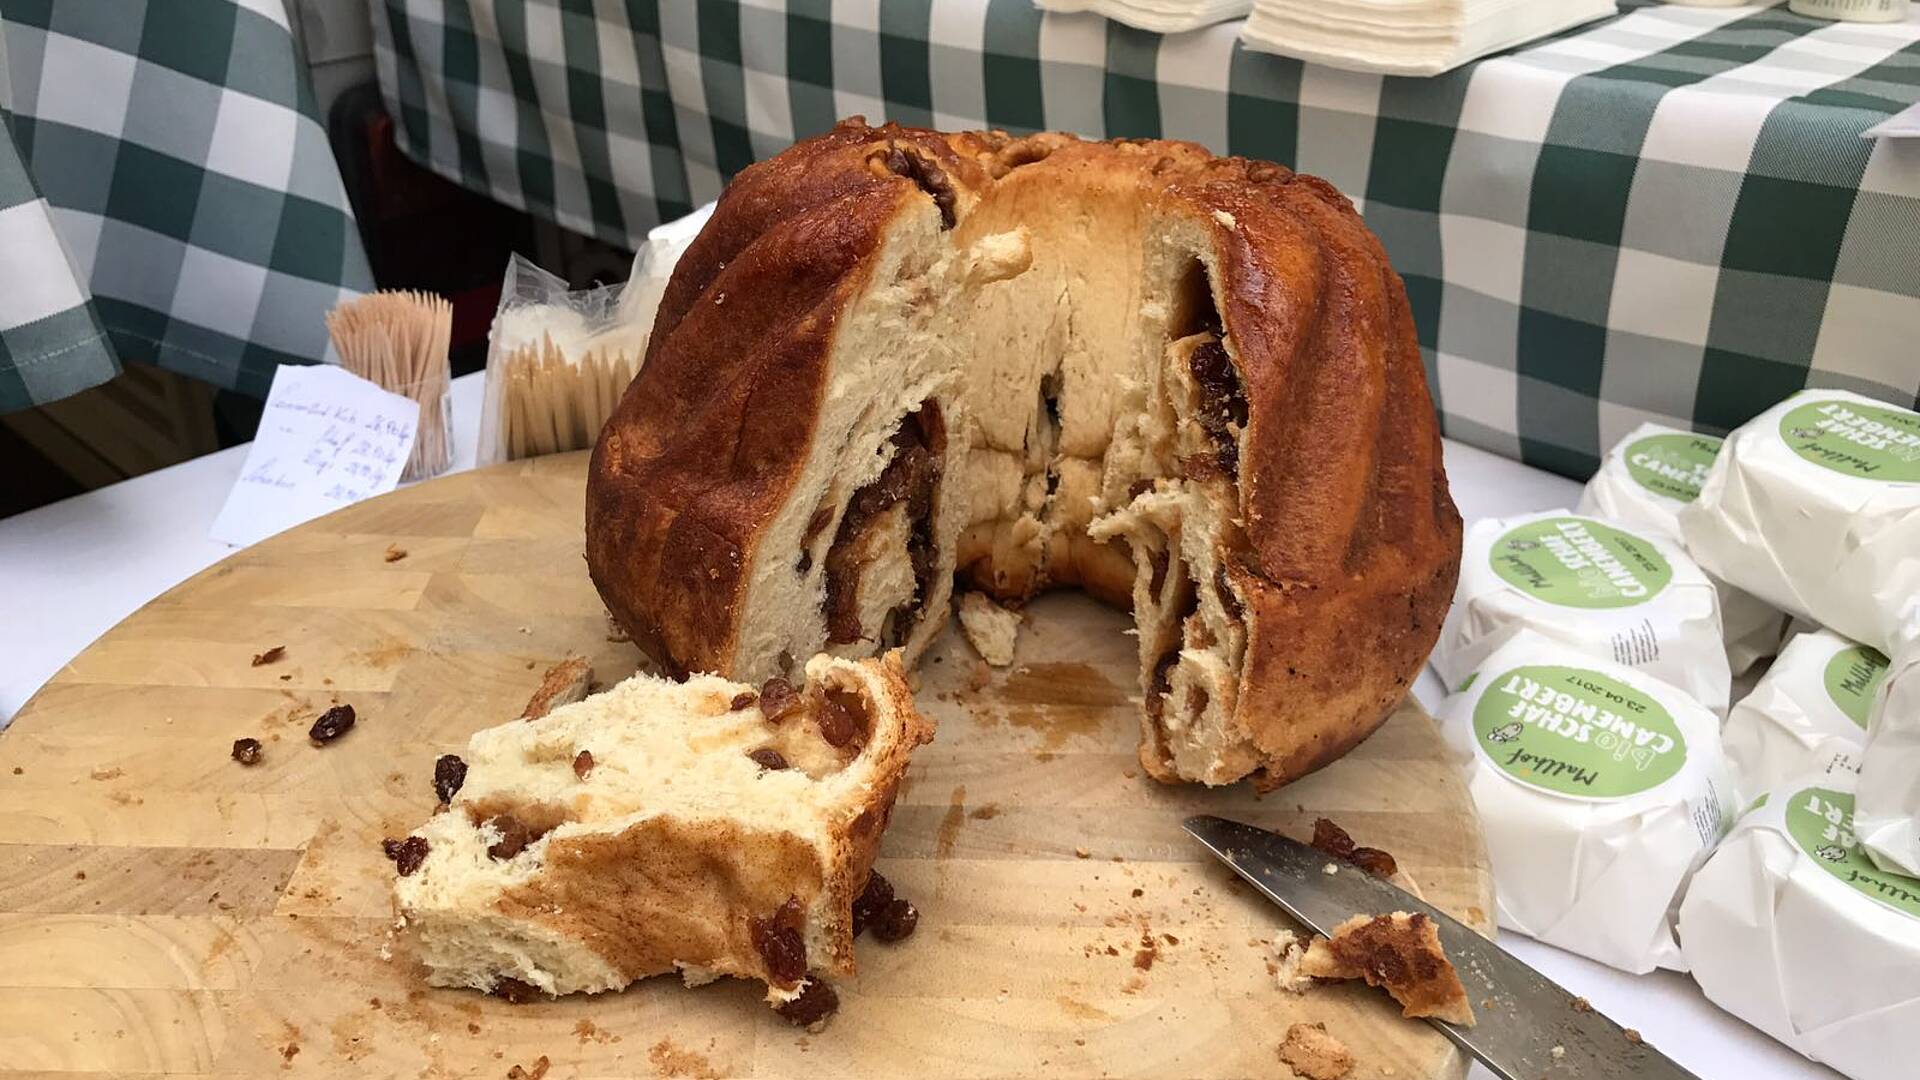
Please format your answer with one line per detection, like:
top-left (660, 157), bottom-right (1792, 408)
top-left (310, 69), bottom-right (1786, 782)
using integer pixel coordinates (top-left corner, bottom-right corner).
top-left (209, 364), bottom-right (419, 548)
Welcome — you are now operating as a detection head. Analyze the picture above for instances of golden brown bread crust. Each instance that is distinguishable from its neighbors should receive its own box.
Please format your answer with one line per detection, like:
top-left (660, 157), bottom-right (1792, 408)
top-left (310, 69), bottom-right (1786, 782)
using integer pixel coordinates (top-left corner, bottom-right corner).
top-left (1136, 156), bottom-right (1461, 789)
top-left (589, 119), bottom-right (1459, 789)
top-left (586, 125), bottom-right (987, 674)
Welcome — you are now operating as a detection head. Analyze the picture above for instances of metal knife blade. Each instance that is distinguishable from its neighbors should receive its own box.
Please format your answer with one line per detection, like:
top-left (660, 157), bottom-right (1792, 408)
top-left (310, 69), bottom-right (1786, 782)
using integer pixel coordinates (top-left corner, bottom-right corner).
top-left (1184, 814), bottom-right (1699, 1080)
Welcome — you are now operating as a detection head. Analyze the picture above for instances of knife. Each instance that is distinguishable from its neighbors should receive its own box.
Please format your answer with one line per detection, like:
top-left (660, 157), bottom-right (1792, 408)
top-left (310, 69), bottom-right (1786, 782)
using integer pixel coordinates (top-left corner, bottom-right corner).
top-left (1183, 814), bottom-right (1699, 1080)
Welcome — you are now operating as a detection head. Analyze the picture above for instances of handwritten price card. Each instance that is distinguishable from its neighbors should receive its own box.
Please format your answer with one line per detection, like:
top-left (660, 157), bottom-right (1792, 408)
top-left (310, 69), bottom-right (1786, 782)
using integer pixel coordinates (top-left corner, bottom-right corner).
top-left (209, 364), bottom-right (420, 547)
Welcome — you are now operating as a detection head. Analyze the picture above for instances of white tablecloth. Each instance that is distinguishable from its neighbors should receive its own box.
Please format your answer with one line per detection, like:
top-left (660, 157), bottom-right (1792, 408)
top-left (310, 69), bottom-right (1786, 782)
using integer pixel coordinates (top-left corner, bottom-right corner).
top-left (0, 370), bottom-right (1831, 1079)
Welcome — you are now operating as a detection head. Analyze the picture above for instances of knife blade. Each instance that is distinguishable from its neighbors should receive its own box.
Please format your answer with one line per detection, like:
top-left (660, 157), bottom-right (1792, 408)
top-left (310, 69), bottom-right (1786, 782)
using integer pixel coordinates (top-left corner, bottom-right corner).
top-left (1183, 814), bottom-right (1699, 1080)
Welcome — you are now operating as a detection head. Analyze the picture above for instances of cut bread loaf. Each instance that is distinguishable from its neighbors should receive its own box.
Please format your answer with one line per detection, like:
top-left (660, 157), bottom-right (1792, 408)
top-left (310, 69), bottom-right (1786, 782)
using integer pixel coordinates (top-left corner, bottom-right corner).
top-left (390, 653), bottom-right (931, 1009)
top-left (588, 119), bottom-right (1460, 791)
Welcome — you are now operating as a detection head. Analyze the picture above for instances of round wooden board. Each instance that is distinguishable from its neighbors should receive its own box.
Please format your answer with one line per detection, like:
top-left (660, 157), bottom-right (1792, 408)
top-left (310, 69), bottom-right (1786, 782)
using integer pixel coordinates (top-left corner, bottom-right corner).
top-left (0, 452), bottom-right (1493, 1079)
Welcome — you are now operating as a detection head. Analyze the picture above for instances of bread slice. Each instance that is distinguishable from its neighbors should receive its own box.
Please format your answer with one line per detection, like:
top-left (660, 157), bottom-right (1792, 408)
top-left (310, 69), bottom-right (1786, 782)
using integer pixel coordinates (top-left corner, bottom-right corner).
top-left (389, 653), bottom-right (932, 1009)
top-left (1298, 912), bottom-right (1476, 1026)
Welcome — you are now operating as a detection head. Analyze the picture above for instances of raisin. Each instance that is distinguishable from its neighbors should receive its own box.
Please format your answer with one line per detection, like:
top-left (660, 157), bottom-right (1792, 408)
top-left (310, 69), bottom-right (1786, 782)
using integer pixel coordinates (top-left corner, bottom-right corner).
top-left (1216, 564), bottom-right (1244, 622)
top-left (382, 835), bottom-right (430, 876)
top-left (880, 144), bottom-right (957, 229)
top-left (231, 738), bottom-right (263, 766)
top-left (759, 678), bottom-right (806, 723)
top-left (816, 688), bottom-right (869, 750)
top-left (309, 704), bottom-right (356, 744)
top-left (1311, 818), bottom-right (1357, 860)
top-left (823, 403), bottom-right (943, 645)
top-left (572, 750), bottom-right (594, 780)
top-left (1311, 818), bottom-right (1398, 877)
top-left (775, 978), bottom-right (840, 1029)
top-left (751, 897), bottom-right (808, 988)
top-left (1188, 338), bottom-right (1247, 478)
top-left (871, 898), bottom-right (919, 943)
top-left (748, 747), bottom-right (790, 771)
top-left (1351, 847), bottom-right (1399, 878)
top-left (851, 870), bottom-right (895, 937)
top-left (433, 754), bottom-right (467, 804)
top-left (1127, 478), bottom-right (1155, 501)
top-left (490, 976), bottom-right (543, 1004)
top-left (729, 691), bottom-right (758, 711)
top-left (485, 815), bottom-right (540, 861)
top-left (1145, 650), bottom-right (1179, 720)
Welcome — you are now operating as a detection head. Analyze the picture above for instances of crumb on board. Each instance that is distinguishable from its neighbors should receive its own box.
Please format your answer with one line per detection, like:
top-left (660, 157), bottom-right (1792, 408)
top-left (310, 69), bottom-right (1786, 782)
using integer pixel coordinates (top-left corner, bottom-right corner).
top-left (505, 1055), bottom-right (550, 1079)
top-left (383, 543), bottom-right (407, 562)
top-left (251, 645), bottom-right (285, 667)
top-left (1075, 846), bottom-right (1091, 859)
top-left (1278, 1021), bottom-right (1353, 1080)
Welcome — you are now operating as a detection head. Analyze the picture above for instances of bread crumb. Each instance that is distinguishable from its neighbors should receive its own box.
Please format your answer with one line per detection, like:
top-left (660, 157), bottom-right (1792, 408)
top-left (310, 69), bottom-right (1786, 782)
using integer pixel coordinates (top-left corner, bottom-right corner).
top-left (1322, 863), bottom-right (1338, 875)
top-left (1550, 1045), bottom-right (1566, 1059)
top-left (521, 657), bottom-right (592, 720)
top-left (1271, 930), bottom-right (1313, 993)
top-left (1075, 846), bottom-right (1091, 859)
top-left (1212, 209), bottom-right (1239, 231)
top-left (1299, 912), bottom-right (1475, 1026)
top-left (1624, 1028), bottom-right (1643, 1045)
top-left (956, 591), bottom-right (1022, 666)
top-left (383, 544), bottom-right (407, 562)
top-left (250, 645), bottom-right (285, 667)
top-left (1278, 1022), bottom-right (1351, 1079)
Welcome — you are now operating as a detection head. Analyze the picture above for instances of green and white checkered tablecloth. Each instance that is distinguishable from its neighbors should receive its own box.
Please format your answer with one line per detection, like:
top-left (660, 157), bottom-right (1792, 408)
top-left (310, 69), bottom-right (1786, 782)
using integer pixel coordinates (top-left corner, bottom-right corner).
top-left (371, 0), bottom-right (1920, 479)
top-left (0, 0), bottom-right (374, 414)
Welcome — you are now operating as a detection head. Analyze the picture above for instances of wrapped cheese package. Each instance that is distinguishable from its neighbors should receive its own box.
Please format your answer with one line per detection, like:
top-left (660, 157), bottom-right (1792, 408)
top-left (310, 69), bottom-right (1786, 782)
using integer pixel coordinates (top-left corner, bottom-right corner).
top-left (1678, 775), bottom-right (1920, 1080)
top-left (1857, 641), bottom-right (1920, 876)
top-left (1723, 628), bottom-right (1887, 804)
top-left (1440, 630), bottom-right (1733, 973)
top-left (1435, 510), bottom-right (1731, 716)
top-left (1577, 422), bottom-right (1786, 673)
top-left (1678, 389), bottom-right (1920, 655)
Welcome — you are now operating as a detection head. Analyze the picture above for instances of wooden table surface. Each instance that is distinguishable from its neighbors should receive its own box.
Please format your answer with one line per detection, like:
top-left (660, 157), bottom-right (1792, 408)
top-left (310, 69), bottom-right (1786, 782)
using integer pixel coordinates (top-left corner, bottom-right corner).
top-left (0, 452), bottom-right (1493, 1079)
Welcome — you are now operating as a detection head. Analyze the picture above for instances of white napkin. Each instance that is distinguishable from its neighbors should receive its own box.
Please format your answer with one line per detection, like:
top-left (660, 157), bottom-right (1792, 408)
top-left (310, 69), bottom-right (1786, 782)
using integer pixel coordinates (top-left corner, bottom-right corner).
top-left (1035, 0), bottom-right (1251, 33)
top-left (1242, 0), bottom-right (1618, 76)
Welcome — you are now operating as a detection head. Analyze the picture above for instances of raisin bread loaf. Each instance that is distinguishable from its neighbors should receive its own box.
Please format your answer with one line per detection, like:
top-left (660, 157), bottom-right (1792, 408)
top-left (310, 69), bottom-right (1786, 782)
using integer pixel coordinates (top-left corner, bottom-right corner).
top-left (390, 653), bottom-right (930, 1007)
top-left (588, 119), bottom-right (1460, 791)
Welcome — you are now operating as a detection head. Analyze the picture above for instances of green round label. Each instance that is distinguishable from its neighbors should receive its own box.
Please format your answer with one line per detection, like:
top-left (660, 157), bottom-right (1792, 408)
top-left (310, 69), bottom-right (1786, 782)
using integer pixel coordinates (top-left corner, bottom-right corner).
top-left (1778, 399), bottom-right (1920, 484)
top-left (1785, 786), bottom-right (1920, 920)
top-left (1623, 432), bottom-right (1721, 503)
top-left (1490, 517), bottom-right (1674, 609)
top-left (1823, 645), bottom-right (1891, 730)
top-left (1473, 664), bottom-right (1688, 799)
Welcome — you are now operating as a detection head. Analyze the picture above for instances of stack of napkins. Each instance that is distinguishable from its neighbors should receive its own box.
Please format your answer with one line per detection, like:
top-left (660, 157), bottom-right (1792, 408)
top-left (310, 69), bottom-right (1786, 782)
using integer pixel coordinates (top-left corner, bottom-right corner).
top-left (1242, 0), bottom-right (1617, 77)
top-left (1034, 0), bottom-right (1251, 33)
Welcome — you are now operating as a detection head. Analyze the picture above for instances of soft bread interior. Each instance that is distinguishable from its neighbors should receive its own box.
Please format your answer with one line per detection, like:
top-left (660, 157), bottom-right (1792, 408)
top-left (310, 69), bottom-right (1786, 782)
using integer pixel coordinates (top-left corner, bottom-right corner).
top-left (396, 654), bottom-right (925, 1002)
top-left (728, 197), bottom-right (981, 682)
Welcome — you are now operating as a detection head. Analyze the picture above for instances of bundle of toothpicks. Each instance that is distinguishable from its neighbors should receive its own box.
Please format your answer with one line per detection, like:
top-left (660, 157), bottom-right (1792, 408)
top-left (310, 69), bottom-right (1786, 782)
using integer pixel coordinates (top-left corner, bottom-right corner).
top-left (326, 290), bottom-right (454, 481)
top-left (497, 334), bottom-right (640, 460)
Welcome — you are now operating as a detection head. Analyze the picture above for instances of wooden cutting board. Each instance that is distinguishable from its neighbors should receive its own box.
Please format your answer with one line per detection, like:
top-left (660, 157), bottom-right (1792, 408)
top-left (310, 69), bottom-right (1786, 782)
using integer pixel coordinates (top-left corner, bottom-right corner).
top-left (0, 452), bottom-right (1492, 1079)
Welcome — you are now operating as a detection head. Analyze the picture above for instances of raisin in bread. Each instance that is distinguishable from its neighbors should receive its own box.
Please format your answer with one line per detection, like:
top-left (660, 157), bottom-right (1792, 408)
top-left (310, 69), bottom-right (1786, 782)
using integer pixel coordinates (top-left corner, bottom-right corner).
top-left (390, 653), bottom-right (930, 1005)
top-left (588, 119), bottom-right (1460, 791)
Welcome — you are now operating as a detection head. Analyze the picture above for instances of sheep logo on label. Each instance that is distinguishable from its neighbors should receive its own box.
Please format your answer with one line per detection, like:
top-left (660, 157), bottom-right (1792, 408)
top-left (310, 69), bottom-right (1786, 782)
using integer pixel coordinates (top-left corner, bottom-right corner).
top-left (1487, 721), bottom-right (1524, 744)
top-left (1815, 844), bottom-right (1846, 862)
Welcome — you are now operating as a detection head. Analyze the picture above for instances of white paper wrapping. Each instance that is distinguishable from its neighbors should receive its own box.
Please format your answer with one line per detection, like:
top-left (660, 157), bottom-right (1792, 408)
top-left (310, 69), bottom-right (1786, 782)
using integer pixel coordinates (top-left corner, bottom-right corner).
top-left (1440, 631), bottom-right (1733, 973)
top-left (1678, 774), bottom-right (1920, 1080)
top-left (1857, 641), bottom-right (1920, 876)
top-left (1577, 421), bottom-right (1786, 673)
top-left (1435, 510), bottom-right (1731, 716)
top-left (1678, 389), bottom-right (1920, 655)
top-left (1723, 628), bottom-right (1887, 805)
